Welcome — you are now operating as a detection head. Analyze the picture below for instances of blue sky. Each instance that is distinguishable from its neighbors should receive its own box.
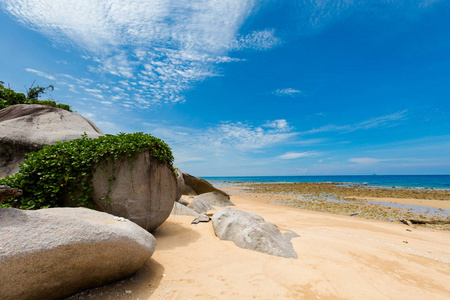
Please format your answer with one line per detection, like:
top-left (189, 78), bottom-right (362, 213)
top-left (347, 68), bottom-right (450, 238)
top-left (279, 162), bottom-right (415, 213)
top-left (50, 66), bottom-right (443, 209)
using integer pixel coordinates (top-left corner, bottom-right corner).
top-left (1, 0), bottom-right (449, 176)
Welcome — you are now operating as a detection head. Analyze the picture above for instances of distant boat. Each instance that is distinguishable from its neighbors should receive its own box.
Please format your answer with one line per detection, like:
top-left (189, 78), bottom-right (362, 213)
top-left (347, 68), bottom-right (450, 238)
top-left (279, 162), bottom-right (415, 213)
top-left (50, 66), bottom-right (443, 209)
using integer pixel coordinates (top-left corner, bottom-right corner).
top-left (372, 174), bottom-right (377, 176)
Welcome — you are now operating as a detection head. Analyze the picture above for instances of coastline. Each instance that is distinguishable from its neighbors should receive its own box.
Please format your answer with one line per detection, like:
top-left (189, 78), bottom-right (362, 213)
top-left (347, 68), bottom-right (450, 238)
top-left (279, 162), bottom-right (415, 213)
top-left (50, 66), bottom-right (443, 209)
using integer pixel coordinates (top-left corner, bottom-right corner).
top-left (222, 182), bottom-right (450, 231)
top-left (69, 182), bottom-right (450, 299)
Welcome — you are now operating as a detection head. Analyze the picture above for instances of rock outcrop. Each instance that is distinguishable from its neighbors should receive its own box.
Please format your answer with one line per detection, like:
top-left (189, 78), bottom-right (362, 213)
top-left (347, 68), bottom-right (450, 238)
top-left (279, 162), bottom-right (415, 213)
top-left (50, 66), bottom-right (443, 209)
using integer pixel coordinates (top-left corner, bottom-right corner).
top-left (88, 150), bottom-right (177, 232)
top-left (0, 207), bottom-right (155, 300)
top-left (193, 191), bottom-right (235, 207)
top-left (212, 208), bottom-right (298, 259)
top-left (0, 104), bottom-right (104, 178)
top-left (183, 183), bottom-right (198, 196)
top-left (182, 173), bottom-right (229, 198)
top-left (174, 167), bottom-right (185, 202)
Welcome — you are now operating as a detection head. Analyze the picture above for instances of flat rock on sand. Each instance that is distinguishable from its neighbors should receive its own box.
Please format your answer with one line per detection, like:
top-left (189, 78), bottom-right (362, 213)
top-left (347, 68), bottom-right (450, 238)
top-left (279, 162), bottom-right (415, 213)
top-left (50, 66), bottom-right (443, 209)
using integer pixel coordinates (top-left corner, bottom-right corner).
top-left (0, 207), bottom-right (155, 300)
top-left (187, 198), bottom-right (215, 214)
top-left (212, 208), bottom-right (298, 258)
top-left (193, 191), bottom-right (235, 207)
top-left (171, 201), bottom-right (200, 216)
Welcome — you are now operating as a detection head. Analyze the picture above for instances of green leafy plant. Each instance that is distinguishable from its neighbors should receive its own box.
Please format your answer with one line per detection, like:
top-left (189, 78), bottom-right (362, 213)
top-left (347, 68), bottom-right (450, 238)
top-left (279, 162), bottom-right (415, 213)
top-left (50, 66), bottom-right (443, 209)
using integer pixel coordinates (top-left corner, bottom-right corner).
top-left (0, 81), bottom-right (72, 111)
top-left (0, 132), bottom-right (174, 209)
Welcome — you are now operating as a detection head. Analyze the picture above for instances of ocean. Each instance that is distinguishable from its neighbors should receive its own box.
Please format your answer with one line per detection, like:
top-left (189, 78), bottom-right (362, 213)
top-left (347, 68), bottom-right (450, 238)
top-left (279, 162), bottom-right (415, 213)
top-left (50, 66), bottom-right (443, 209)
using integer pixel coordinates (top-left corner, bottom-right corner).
top-left (203, 175), bottom-right (450, 189)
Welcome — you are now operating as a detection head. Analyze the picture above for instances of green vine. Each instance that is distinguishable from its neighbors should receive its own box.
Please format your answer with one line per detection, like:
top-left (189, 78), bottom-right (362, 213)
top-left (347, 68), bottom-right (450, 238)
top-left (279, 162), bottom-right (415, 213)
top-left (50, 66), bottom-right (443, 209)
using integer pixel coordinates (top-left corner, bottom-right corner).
top-left (0, 132), bottom-right (174, 209)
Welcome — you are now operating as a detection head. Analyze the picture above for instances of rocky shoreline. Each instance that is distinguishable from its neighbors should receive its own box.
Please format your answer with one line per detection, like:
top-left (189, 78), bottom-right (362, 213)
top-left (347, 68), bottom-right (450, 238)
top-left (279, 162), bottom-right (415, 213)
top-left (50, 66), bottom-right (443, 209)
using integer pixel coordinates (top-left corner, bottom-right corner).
top-left (220, 182), bottom-right (450, 230)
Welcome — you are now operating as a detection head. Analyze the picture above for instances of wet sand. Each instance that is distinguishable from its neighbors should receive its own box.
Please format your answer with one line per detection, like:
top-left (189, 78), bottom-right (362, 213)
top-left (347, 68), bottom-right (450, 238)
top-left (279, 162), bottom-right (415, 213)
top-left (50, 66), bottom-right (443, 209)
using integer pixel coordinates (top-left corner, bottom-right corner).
top-left (69, 185), bottom-right (450, 300)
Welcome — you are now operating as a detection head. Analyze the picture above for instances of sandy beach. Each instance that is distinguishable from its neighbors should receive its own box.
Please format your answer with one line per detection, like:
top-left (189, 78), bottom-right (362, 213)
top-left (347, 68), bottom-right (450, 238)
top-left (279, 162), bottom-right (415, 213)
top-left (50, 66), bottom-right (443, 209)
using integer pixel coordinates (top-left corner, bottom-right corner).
top-left (69, 185), bottom-right (450, 300)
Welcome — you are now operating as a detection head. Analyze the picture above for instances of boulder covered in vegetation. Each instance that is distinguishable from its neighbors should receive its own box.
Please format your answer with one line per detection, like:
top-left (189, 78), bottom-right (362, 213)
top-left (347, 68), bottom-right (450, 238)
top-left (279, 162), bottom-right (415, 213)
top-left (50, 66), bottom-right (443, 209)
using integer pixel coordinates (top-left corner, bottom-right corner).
top-left (89, 150), bottom-right (177, 232)
top-left (0, 207), bottom-right (155, 300)
top-left (182, 172), bottom-right (229, 198)
top-left (1, 133), bottom-right (176, 234)
top-left (0, 104), bottom-right (104, 177)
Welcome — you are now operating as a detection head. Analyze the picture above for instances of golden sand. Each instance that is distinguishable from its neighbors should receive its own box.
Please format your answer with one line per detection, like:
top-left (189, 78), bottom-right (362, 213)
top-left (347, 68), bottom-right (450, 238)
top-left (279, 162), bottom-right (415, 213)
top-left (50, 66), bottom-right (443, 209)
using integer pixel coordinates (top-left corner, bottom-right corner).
top-left (69, 183), bottom-right (450, 300)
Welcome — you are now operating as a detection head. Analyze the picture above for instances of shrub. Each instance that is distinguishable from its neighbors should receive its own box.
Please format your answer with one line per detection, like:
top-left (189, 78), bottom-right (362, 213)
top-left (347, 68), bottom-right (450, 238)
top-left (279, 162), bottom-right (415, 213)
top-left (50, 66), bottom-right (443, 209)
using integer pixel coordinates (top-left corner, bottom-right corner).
top-left (0, 132), bottom-right (174, 209)
top-left (0, 81), bottom-right (72, 111)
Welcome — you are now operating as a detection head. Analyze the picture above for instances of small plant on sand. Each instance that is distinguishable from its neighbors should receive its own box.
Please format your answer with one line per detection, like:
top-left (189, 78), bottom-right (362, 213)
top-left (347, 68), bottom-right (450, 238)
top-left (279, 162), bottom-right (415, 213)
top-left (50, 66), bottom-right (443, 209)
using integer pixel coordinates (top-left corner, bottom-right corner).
top-left (0, 132), bottom-right (174, 209)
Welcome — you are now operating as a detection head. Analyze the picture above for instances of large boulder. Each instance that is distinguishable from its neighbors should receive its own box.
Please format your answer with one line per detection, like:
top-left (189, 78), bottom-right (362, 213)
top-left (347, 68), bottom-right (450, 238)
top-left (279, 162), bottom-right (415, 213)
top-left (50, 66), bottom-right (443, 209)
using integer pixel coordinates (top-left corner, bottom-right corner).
top-left (87, 150), bottom-right (177, 232)
top-left (183, 183), bottom-right (198, 196)
top-left (212, 208), bottom-right (298, 259)
top-left (182, 172), bottom-right (229, 198)
top-left (193, 191), bottom-right (235, 207)
top-left (174, 166), bottom-right (185, 202)
top-left (0, 104), bottom-right (104, 178)
top-left (0, 207), bottom-right (155, 300)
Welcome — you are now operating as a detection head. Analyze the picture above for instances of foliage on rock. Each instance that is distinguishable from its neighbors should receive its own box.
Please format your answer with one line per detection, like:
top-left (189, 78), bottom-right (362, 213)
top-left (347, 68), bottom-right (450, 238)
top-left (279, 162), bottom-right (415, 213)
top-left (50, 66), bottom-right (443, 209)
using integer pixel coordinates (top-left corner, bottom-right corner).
top-left (0, 133), bottom-right (174, 209)
top-left (0, 81), bottom-right (72, 111)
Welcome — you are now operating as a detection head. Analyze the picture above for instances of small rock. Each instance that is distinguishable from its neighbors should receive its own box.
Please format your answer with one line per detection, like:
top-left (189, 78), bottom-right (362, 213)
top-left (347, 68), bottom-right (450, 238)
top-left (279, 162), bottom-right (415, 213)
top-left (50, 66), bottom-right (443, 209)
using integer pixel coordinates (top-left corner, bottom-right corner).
top-left (191, 213), bottom-right (211, 224)
top-left (177, 196), bottom-right (190, 206)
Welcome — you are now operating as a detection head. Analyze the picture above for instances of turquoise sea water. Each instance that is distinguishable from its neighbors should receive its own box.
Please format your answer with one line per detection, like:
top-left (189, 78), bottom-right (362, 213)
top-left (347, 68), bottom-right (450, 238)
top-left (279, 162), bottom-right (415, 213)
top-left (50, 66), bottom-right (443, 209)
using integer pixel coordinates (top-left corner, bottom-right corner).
top-left (203, 175), bottom-right (450, 189)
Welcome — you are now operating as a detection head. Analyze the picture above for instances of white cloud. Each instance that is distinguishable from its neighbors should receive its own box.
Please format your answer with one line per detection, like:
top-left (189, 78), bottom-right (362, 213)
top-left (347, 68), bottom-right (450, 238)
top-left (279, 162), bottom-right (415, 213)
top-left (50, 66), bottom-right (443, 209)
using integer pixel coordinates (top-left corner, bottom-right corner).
top-left (348, 157), bottom-right (387, 164)
top-left (143, 119), bottom-right (297, 156)
top-left (305, 110), bottom-right (408, 134)
top-left (212, 120), bottom-right (296, 151)
top-left (25, 68), bottom-right (56, 80)
top-left (3, 0), bottom-right (278, 108)
top-left (296, 0), bottom-right (441, 30)
top-left (278, 151), bottom-right (318, 160)
top-left (234, 29), bottom-right (281, 50)
top-left (272, 88), bottom-right (302, 97)
top-left (263, 119), bottom-right (291, 131)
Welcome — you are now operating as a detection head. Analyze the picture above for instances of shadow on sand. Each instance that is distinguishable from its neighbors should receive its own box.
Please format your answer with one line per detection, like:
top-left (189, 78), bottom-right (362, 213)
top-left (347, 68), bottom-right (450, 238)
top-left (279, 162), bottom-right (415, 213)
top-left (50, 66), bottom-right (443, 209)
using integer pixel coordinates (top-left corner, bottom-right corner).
top-left (66, 258), bottom-right (165, 299)
top-left (151, 219), bottom-right (202, 251)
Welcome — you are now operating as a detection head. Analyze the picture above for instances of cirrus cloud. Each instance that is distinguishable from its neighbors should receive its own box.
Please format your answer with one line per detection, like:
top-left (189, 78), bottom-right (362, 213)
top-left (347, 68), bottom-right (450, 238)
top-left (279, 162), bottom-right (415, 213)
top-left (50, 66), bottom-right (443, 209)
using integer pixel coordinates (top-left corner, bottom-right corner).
top-left (2, 0), bottom-right (281, 108)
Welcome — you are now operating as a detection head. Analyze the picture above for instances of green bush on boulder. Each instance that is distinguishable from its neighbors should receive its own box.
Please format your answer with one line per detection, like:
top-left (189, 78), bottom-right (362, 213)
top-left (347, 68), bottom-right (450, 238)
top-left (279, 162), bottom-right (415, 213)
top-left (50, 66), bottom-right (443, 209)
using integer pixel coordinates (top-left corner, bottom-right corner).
top-left (0, 81), bottom-right (72, 111)
top-left (0, 132), bottom-right (174, 210)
